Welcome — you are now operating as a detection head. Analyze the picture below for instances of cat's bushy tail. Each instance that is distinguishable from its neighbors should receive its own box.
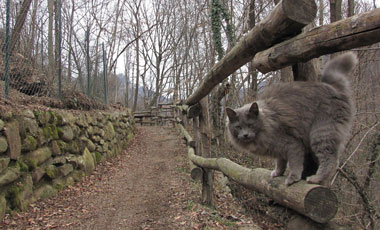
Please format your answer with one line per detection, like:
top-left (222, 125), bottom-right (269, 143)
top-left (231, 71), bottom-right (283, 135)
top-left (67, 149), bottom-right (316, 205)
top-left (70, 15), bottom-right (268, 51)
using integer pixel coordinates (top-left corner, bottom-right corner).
top-left (321, 52), bottom-right (358, 92)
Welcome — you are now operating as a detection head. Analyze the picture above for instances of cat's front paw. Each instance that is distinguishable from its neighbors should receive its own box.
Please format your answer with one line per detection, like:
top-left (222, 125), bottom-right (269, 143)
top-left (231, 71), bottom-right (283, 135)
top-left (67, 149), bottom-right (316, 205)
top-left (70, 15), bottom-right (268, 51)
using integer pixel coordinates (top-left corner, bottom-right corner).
top-left (271, 169), bottom-right (283, 178)
top-left (285, 174), bottom-right (301, 186)
top-left (306, 175), bottom-right (323, 185)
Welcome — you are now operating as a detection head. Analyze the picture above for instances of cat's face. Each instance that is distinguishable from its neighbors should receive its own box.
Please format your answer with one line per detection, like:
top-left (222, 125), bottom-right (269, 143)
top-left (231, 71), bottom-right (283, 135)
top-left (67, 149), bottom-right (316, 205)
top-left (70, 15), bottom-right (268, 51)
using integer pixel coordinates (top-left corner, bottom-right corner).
top-left (226, 102), bottom-right (262, 143)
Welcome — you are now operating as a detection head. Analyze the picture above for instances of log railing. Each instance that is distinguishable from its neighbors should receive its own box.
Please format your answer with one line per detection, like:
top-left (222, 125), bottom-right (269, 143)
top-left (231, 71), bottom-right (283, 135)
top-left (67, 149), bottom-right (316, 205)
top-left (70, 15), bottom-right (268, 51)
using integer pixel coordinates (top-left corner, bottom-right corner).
top-left (177, 120), bottom-right (338, 224)
top-left (172, 0), bottom-right (380, 229)
top-left (184, 0), bottom-right (317, 106)
top-left (252, 8), bottom-right (380, 73)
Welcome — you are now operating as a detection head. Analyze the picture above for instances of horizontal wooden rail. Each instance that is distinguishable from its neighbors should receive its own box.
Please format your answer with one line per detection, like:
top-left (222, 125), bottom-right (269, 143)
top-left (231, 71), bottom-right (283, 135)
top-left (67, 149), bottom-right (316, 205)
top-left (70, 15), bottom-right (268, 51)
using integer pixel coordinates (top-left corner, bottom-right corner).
top-left (177, 122), bottom-right (338, 224)
top-left (177, 123), bottom-right (196, 148)
top-left (252, 8), bottom-right (380, 73)
top-left (185, 0), bottom-right (317, 106)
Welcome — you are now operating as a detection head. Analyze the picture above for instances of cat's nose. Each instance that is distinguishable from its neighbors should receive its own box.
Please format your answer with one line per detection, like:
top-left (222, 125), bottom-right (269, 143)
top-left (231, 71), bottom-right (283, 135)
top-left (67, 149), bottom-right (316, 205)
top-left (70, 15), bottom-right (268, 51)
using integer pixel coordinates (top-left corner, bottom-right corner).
top-left (243, 134), bottom-right (249, 138)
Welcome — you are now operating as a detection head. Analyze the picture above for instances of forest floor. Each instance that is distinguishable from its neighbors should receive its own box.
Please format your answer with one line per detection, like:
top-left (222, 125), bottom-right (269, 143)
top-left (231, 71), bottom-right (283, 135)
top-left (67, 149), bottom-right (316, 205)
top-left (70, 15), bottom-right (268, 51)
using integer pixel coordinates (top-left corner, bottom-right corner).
top-left (0, 126), bottom-right (277, 230)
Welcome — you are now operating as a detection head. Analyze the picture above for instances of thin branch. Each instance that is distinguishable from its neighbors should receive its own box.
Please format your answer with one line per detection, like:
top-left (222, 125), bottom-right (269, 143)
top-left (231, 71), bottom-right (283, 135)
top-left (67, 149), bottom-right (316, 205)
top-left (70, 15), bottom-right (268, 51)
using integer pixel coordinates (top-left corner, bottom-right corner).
top-left (337, 168), bottom-right (378, 229)
top-left (109, 23), bottom-right (157, 71)
top-left (332, 122), bottom-right (380, 184)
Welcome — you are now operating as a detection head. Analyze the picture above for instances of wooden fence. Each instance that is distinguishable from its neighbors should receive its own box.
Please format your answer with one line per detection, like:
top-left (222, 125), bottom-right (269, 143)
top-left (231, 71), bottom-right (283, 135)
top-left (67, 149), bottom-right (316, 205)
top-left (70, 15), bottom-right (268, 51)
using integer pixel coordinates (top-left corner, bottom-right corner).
top-left (133, 103), bottom-right (176, 126)
top-left (171, 0), bottom-right (380, 229)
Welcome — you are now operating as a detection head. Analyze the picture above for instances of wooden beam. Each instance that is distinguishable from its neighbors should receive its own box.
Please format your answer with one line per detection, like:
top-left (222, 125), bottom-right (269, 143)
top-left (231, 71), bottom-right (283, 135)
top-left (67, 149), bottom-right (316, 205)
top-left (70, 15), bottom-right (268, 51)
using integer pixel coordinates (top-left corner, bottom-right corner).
top-left (252, 8), bottom-right (380, 73)
top-left (184, 0), bottom-right (317, 106)
top-left (177, 123), bottom-right (196, 148)
top-left (181, 105), bottom-right (189, 113)
top-left (188, 152), bottom-right (338, 224)
top-left (199, 98), bottom-right (214, 206)
top-left (188, 147), bottom-right (203, 182)
top-left (190, 116), bottom-right (203, 182)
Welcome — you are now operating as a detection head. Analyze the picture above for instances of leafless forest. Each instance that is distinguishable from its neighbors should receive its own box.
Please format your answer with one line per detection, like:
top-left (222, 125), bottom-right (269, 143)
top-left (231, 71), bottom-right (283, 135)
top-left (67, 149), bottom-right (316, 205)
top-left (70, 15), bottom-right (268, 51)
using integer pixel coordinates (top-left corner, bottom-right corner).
top-left (1, 0), bottom-right (380, 229)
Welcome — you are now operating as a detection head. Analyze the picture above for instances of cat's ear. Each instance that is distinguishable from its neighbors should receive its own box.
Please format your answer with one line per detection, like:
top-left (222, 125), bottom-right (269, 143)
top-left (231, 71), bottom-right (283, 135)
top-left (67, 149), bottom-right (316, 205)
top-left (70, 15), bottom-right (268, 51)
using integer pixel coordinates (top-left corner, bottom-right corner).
top-left (249, 102), bottom-right (259, 116)
top-left (226, 107), bottom-right (237, 122)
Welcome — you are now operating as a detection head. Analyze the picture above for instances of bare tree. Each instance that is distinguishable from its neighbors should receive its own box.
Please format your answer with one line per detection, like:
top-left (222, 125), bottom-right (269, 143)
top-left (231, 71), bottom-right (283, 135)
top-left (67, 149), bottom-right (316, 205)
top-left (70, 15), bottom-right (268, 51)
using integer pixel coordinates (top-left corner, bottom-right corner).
top-left (330, 0), bottom-right (342, 22)
top-left (5, 0), bottom-right (33, 56)
top-left (47, 0), bottom-right (55, 86)
top-left (126, 0), bottom-right (143, 111)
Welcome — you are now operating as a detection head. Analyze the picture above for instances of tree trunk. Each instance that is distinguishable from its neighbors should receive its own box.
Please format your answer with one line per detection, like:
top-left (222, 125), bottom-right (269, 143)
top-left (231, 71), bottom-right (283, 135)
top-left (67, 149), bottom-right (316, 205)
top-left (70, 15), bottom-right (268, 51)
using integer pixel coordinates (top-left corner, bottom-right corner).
top-left (6, 0), bottom-right (33, 56)
top-left (318, 0), bottom-right (324, 26)
top-left (275, 0), bottom-right (295, 84)
top-left (54, 0), bottom-right (60, 78)
top-left (292, 59), bottom-right (319, 81)
top-left (291, 24), bottom-right (319, 82)
top-left (67, 0), bottom-right (75, 82)
top-left (26, 0), bottom-right (38, 60)
top-left (47, 0), bottom-right (55, 86)
top-left (247, 0), bottom-right (258, 99)
top-left (124, 51), bottom-right (130, 107)
top-left (173, 52), bottom-right (179, 102)
top-left (252, 8), bottom-right (380, 73)
top-left (279, 66), bottom-right (293, 82)
top-left (133, 36), bottom-right (140, 112)
top-left (185, 0), bottom-right (317, 106)
top-left (329, 0), bottom-right (342, 23)
top-left (347, 0), bottom-right (354, 17)
top-left (131, 0), bottom-right (142, 111)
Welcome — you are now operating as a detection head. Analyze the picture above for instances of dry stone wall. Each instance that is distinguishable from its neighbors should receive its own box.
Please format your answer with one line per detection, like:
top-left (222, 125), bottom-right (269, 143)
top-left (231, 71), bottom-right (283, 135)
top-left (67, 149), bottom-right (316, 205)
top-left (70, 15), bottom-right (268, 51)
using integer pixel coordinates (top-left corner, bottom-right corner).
top-left (0, 109), bottom-right (135, 220)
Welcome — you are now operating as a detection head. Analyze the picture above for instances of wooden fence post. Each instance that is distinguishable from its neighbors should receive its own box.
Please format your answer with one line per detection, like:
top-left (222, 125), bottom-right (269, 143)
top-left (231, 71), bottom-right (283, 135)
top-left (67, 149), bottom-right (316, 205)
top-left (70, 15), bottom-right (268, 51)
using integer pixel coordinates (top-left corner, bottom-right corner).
top-left (198, 98), bottom-right (214, 206)
top-left (191, 116), bottom-right (203, 181)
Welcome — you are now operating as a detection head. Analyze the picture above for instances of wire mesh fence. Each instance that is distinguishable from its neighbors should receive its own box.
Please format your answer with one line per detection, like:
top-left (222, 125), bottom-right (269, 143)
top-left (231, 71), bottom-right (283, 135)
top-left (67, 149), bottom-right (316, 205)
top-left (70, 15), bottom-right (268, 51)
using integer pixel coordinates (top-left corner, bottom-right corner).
top-left (1, 0), bottom-right (109, 109)
top-left (0, 53), bottom-right (48, 97)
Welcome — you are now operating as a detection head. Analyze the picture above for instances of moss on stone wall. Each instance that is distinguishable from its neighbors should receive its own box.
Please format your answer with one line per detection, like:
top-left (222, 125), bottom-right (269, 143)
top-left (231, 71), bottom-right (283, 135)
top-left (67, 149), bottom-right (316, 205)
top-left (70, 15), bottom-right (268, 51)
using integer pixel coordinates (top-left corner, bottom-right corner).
top-left (0, 108), bottom-right (135, 220)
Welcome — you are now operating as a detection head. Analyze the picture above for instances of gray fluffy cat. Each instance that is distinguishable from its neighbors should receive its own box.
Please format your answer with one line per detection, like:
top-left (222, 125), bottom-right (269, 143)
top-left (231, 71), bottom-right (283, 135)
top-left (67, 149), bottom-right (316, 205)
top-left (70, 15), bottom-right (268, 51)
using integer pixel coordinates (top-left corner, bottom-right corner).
top-left (226, 52), bottom-right (357, 186)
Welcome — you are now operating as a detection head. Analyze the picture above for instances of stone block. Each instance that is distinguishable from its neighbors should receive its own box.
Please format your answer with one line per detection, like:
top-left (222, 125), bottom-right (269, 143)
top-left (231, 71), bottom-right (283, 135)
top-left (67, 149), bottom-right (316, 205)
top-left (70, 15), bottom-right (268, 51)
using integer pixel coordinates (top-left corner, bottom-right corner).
top-left (4, 121), bottom-right (21, 160)
top-left (52, 156), bottom-right (66, 165)
top-left (0, 167), bottom-right (20, 187)
top-left (18, 117), bottom-right (39, 138)
top-left (32, 167), bottom-right (45, 184)
top-left (0, 136), bottom-right (8, 154)
top-left (53, 176), bottom-right (74, 190)
top-left (21, 135), bottom-right (38, 152)
top-left (51, 140), bottom-right (62, 156)
top-left (58, 164), bottom-right (73, 177)
top-left (37, 111), bottom-right (51, 125)
top-left (10, 175), bottom-right (33, 211)
top-left (0, 157), bottom-right (10, 174)
top-left (0, 195), bottom-right (6, 221)
top-left (33, 184), bottom-right (57, 201)
top-left (45, 165), bottom-right (59, 179)
top-left (24, 147), bottom-right (52, 168)
top-left (82, 148), bottom-right (95, 175)
top-left (58, 126), bottom-right (74, 142)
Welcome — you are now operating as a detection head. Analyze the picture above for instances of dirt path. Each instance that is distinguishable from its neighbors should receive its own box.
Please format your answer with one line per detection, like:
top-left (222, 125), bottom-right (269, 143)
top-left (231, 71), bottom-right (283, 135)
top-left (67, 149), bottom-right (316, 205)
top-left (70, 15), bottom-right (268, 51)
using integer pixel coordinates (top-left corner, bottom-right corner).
top-left (1, 126), bottom-right (261, 230)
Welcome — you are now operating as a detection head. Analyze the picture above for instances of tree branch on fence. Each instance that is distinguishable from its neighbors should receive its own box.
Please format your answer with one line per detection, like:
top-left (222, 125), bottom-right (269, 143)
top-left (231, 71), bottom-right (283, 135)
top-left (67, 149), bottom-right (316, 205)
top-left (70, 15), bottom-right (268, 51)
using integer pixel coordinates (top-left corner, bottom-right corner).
top-left (252, 8), bottom-right (380, 73)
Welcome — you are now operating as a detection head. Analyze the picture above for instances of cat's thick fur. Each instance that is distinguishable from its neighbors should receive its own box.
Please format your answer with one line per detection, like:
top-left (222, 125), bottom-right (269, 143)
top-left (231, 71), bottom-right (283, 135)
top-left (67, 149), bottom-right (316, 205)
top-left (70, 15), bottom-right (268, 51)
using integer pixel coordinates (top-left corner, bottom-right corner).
top-left (226, 52), bottom-right (358, 186)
